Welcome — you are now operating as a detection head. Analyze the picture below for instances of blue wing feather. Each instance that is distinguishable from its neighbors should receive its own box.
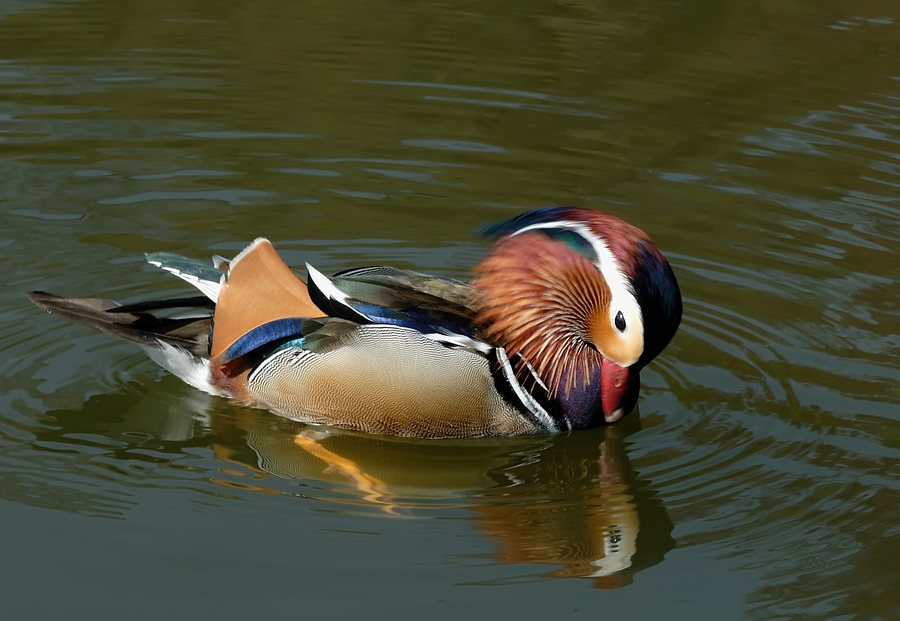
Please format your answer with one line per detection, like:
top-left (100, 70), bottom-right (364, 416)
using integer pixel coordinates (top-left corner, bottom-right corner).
top-left (219, 317), bottom-right (308, 363)
top-left (306, 267), bottom-right (480, 342)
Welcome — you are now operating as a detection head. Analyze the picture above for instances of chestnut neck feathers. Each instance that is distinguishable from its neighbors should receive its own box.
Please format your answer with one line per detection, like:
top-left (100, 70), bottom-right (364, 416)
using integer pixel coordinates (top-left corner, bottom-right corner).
top-left (473, 232), bottom-right (608, 398)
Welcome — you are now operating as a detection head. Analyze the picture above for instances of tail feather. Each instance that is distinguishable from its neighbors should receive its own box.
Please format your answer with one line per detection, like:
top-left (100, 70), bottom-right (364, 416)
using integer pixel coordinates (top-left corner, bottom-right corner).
top-left (28, 291), bottom-right (211, 356)
top-left (145, 252), bottom-right (224, 302)
top-left (108, 295), bottom-right (214, 315)
top-left (145, 342), bottom-right (221, 396)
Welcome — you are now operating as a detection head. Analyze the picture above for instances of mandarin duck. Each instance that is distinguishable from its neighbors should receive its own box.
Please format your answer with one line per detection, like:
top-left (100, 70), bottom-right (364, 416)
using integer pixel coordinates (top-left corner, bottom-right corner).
top-left (29, 207), bottom-right (681, 438)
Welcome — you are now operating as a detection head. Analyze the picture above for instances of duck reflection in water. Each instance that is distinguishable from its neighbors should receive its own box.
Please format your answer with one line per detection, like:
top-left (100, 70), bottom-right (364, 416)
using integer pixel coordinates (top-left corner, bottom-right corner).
top-left (210, 409), bottom-right (674, 588)
top-left (31, 388), bottom-right (673, 587)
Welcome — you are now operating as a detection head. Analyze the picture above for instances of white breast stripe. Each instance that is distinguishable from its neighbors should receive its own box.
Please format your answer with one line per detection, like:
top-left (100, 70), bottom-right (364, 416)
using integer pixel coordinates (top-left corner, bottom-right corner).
top-left (518, 355), bottom-right (550, 392)
top-left (496, 347), bottom-right (558, 432)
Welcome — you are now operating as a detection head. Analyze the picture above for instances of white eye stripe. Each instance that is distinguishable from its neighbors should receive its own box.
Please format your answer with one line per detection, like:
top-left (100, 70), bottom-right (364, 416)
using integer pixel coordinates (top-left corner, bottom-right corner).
top-left (510, 220), bottom-right (644, 363)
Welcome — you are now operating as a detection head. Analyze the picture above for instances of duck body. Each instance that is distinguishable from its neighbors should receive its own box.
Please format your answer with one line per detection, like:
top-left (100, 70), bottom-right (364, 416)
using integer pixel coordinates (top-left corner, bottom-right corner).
top-left (30, 207), bottom-right (682, 438)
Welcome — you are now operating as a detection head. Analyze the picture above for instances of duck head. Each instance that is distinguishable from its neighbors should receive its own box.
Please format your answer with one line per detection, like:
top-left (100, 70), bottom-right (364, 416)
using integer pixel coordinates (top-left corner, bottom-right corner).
top-left (473, 207), bottom-right (682, 428)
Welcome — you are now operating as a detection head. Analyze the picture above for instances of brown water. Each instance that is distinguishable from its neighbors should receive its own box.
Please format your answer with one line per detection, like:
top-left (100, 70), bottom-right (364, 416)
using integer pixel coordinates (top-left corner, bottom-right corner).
top-left (2, 0), bottom-right (899, 618)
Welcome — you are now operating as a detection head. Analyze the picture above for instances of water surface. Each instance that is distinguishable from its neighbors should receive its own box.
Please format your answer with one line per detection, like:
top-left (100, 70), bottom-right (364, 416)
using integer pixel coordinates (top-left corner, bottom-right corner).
top-left (2, 0), bottom-right (899, 618)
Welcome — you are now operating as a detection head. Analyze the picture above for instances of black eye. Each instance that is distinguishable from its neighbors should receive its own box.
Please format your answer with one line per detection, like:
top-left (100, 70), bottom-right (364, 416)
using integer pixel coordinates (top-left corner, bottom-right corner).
top-left (615, 311), bottom-right (626, 332)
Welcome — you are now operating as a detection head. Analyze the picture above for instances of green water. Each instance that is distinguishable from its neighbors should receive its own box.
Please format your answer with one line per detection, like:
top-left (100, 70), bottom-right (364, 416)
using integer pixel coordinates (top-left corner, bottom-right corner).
top-left (2, 0), bottom-right (899, 618)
